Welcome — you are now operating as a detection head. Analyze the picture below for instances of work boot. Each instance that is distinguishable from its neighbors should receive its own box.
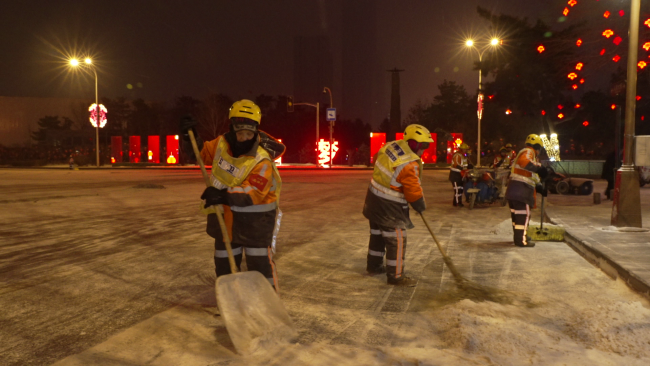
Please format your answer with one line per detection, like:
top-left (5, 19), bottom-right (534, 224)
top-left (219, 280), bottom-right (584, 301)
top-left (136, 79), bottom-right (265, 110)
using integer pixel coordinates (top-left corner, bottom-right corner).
top-left (367, 266), bottom-right (386, 275)
top-left (387, 276), bottom-right (418, 287)
top-left (515, 241), bottom-right (536, 247)
top-left (457, 202), bottom-right (464, 208)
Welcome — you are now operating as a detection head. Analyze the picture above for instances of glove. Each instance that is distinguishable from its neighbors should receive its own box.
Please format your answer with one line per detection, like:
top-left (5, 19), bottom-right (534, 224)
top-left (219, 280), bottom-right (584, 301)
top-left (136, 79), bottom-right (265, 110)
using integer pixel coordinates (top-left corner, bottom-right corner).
top-left (180, 115), bottom-right (198, 141)
top-left (410, 197), bottom-right (426, 213)
top-left (535, 184), bottom-right (548, 197)
top-left (536, 166), bottom-right (549, 180)
top-left (201, 187), bottom-right (228, 208)
top-left (259, 132), bottom-right (286, 159)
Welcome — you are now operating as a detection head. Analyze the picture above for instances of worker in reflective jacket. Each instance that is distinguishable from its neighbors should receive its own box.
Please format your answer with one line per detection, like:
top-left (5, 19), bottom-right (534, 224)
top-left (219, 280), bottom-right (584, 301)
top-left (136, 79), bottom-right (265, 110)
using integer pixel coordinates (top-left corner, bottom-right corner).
top-left (363, 124), bottom-right (433, 287)
top-left (449, 143), bottom-right (472, 207)
top-left (181, 99), bottom-right (285, 290)
top-left (505, 134), bottom-right (549, 248)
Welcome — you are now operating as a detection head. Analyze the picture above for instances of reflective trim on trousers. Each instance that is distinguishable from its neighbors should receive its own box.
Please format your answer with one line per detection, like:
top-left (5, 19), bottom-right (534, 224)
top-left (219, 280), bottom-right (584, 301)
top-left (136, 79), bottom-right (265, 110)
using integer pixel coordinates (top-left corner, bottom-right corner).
top-left (370, 229), bottom-right (381, 235)
top-left (230, 202), bottom-right (277, 212)
top-left (368, 249), bottom-right (385, 257)
top-left (522, 204), bottom-right (531, 245)
top-left (514, 225), bottom-right (527, 230)
top-left (512, 210), bottom-right (528, 215)
top-left (450, 168), bottom-right (461, 172)
top-left (381, 230), bottom-right (406, 238)
top-left (395, 229), bottom-right (404, 278)
top-left (215, 247), bottom-right (242, 258)
top-left (244, 247), bottom-right (269, 256)
top-left (386, 259), bottom-right (397, 266)
top-left (453, 182), bottom-right (463, 204)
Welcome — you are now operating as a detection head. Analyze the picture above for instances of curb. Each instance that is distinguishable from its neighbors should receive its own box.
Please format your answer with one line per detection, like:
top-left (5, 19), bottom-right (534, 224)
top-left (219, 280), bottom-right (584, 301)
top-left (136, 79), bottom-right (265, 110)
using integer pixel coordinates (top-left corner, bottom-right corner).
top-left (546, 214), bottom-right (650, 299)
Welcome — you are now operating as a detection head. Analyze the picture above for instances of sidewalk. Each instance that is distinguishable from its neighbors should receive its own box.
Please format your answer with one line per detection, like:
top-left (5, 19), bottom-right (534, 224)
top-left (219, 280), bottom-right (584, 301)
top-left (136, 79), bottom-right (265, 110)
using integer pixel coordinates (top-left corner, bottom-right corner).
top-left (544, 179), bottom-right (650, 298)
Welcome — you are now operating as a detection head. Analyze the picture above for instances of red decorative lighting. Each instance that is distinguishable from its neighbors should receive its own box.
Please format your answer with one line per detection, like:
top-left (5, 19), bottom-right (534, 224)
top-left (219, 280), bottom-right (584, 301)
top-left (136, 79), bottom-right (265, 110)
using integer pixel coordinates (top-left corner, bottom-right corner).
top-left (618, 10), bottom-right (624, 17)
top-left (488, 95), bottom-right (494, 99)
top-left (604, 11), bottom-right (610, 18)
top-left (611, 104), bottom-right (617, 110)
top-left (613, 36), bottom-right (622, 45)
top-left (537, 45), bottom-right (545, 53)
top-left (575, 62), bottom-right (583, 70)
top-left (541, 110), bottom-right (546, 116)
top-left (558, 113), bottom-right (565, 119)
top-left (579, 78), bottom-right (585, 84)
top-left (600, 49), bottom-right (606, 56)
top-left (639, 61), bottom-right (648, 69)
top-left (558, 105), bottom-right (564, 110)
top-left (576, 39), bottom-right (582, 47)
top-left (612, 55), bottom-right (621, 62)
top-left (637, 96), bottom-right (642, 101)
top-left (568, 72), bottom-right (578, 80)
top-left (583, 121), bottom-right (589, 126)
top-left (602, 29), bottom-right (614, 38)
top-left (572, 84), bottom-right (578, 90)
top-left (645, 19), bottom-right (650, 28)
top-left (505, 109), bottom-right (512, 115)
top-left (643, 42), bottom-right (650, 51)
top-left (568, 0), bottom-right (577, 6)
top-left (575, 104), bottom-right (581, 108)
top-left (563, 8), bottom-right (570, 16)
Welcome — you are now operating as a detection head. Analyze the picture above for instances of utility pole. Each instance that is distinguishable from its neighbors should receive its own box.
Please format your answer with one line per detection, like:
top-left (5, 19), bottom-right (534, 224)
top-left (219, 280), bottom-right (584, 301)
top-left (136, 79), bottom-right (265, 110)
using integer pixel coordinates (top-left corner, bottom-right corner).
top-left (611, 0), bottom-right (642, 227)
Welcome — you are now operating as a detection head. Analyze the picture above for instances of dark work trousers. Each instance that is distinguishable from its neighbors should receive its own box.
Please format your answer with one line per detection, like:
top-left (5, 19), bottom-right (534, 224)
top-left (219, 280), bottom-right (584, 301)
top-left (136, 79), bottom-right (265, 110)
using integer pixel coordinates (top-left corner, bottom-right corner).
top-left (209, 210), bottom-right (279, 290)
top-left (508, 200), bottom-right (533, 246)
top-left (451, 180), bottom-right (464, 206)
top-left (367, 222), bottom-right (407, 281)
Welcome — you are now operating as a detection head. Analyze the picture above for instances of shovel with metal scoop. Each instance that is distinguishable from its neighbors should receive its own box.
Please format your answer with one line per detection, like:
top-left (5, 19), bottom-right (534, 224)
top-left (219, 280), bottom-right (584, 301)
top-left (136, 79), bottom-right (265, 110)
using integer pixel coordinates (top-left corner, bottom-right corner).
top-left (188, 129), bottom-right (298, 355)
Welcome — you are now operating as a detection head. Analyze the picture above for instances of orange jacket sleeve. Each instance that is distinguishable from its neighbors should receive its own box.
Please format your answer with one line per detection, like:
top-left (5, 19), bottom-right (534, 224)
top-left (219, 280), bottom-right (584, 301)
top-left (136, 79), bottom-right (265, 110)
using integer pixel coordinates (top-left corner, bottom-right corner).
top-left (200, 136), bottom-right (221, 166)
top-left (395, 161), bottom-right (423, 203)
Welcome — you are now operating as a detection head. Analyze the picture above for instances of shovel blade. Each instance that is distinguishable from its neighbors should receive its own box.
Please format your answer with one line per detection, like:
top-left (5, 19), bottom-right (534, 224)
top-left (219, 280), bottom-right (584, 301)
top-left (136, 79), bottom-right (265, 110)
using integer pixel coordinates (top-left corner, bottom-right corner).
top-left (216, 271), bottom-right (297, 355)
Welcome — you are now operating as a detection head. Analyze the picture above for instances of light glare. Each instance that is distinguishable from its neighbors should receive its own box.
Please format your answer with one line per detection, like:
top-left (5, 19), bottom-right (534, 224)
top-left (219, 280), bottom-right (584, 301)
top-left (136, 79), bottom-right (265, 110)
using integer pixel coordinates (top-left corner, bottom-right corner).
top-left (465, 40), bottom-right (474, 47)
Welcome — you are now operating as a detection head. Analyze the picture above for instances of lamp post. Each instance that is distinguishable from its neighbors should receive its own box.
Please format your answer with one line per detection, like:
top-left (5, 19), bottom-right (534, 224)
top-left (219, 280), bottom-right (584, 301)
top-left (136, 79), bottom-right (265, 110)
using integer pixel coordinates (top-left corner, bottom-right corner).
top-left (323, 87), bottom-right (334, 167)
top-left (70, 58), bottom-right (101, 167)
top-left (465, 38), bottom-right (500, 167)
top-left (611, 0), bottom-right (642, 227)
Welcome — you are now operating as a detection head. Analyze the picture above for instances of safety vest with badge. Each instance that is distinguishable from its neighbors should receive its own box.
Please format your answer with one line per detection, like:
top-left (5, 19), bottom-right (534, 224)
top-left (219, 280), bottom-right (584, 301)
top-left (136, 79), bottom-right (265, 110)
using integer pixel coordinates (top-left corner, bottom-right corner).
top-left (201, 136), bottom-right (282, 214)
top-left (510, 146), bottom-right (540, 187)
top-left (370, 139), bottom-right (422, 204)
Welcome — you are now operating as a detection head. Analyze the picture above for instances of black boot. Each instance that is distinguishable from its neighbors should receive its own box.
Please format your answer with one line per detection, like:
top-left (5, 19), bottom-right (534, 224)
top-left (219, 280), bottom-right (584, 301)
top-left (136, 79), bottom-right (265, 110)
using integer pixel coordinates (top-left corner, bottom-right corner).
top-left (387, 276), bottom-right (418, 287)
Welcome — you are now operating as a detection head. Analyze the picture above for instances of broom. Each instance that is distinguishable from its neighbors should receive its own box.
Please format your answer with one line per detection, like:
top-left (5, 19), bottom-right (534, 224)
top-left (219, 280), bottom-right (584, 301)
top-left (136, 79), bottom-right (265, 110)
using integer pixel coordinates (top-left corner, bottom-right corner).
top-left (528, 182), bottom-right (565, 241)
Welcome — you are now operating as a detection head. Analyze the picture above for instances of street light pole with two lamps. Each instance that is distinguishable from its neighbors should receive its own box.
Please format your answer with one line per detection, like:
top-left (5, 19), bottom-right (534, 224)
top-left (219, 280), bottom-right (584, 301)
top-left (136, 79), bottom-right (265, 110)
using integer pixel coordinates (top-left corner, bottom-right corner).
top-left (465, 37), bottom-right (500, 167)
top-left (70, 58), bottom-right (101, 167)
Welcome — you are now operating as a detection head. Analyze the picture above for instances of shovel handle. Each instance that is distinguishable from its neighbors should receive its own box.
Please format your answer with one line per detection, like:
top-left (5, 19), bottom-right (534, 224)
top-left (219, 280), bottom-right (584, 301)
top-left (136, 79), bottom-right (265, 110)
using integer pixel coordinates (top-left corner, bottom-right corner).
top-left (188, 130), bottom-right (238, 274)
top-left (419, 212), bottom-right (463, 281)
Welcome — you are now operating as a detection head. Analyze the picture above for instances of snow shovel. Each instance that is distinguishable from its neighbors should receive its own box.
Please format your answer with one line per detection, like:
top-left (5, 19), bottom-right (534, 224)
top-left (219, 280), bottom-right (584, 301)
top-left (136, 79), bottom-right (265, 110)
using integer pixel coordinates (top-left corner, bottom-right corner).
top-left (528, 183), bottom-right (565, 242)
top-left (187, 130), bottom-right (297, 355)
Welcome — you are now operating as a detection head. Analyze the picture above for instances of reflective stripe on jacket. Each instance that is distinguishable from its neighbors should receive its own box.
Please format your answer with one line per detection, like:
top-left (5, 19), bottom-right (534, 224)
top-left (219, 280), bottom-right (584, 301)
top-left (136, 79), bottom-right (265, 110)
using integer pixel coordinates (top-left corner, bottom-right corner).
top-left (509, 147), bottom-right (540, 187)
top-left (200, 135), bottom-right (282, 213)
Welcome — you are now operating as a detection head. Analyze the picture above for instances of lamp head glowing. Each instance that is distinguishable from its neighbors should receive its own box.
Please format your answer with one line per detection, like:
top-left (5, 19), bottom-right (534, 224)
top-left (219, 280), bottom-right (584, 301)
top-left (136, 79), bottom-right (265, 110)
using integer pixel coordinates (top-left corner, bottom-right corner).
top-left (69, 59), bottom-right (79, 66)
top-left (465, 40), bottom-right (474, 47)
top-left (490, 38), bottom-right (499, 46)
top-left (84, 58), bottom-right (92, 65)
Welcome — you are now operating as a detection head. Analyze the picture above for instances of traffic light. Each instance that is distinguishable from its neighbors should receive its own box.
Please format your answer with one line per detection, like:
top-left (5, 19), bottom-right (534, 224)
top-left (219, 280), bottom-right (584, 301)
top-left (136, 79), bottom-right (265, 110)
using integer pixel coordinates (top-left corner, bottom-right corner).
top-left (287, 96), bottom-right (294, 112)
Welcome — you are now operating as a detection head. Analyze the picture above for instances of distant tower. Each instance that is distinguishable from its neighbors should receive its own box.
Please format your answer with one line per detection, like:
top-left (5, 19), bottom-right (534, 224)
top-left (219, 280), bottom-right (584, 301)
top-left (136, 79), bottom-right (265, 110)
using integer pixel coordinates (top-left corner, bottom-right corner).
top-left (388, 68), bottom-right (404, 141)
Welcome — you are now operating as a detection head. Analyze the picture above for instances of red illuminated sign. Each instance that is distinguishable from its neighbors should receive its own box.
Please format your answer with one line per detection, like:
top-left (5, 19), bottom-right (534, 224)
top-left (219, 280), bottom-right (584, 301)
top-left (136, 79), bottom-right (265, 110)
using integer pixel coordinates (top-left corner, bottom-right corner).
top-left (318, 139), bottom-right (339, 166)
top-left (129, 136), bottom-right (141, 163)
top-left (148, 136), bottom-right (160, 164)
top-left (370, 132), bottom-right (386, 164)
top-left (166, 135), bottom-right (179, 164)
top-left (111, 136), bottom-right (122, 164)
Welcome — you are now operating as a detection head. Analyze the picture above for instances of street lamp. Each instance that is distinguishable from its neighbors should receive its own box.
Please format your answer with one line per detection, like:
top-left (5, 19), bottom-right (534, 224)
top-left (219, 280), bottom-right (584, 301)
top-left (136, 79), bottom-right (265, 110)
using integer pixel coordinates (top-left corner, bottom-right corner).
top-left (70, 58), bottom-right (101, 167)
top-left (465, 38), bottom-right (500, 166)
top-left (323, 87), bottom-right (334, 167)
top-left (612, 0), bottom-right (642, 227)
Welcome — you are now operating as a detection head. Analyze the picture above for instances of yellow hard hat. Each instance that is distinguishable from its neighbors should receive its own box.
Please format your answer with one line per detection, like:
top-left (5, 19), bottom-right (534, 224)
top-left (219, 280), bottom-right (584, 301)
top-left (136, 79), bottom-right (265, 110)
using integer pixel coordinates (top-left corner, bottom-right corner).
top-left (403, 124), bottom-right (434, 143)
top-left (505, 143), bottom-right (513, 148)
top-left (525, 134), bottom-right (543, 146)
top-left (459, 143), bottom-right (470, 150)
top-left (229, 99), bottom-right (262, 124)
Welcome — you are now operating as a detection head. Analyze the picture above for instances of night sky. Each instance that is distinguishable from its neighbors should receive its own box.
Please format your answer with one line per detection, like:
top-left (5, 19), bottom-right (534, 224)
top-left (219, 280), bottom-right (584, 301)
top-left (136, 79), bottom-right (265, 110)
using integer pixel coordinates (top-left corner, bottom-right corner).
top-left (3, 0), bottom-right (552, 126)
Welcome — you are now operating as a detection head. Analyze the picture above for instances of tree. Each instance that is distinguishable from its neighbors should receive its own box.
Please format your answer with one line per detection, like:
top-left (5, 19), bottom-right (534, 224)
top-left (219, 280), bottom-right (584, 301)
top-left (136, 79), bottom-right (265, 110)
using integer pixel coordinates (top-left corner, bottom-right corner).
top-left (199, 93), bottom-right (232, 140)
top-left (31, 116), bottom-right (73, 144)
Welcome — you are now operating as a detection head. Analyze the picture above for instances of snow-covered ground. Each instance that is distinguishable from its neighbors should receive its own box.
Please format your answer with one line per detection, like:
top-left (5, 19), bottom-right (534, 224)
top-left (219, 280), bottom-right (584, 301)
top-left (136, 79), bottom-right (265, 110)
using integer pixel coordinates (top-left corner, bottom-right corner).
top-left (1, 168), bottom-right (649, 365)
